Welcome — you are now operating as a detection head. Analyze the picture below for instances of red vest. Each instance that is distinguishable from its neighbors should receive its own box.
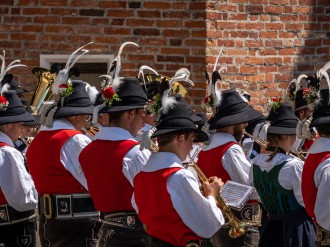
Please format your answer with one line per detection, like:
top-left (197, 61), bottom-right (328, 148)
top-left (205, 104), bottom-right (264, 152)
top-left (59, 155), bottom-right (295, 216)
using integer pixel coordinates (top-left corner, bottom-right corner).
top-left (0, 142), bottom-right (8, 204)
top-left (79, 139), bottom-right (137, 212)
top-left (26, 129), bottom-right (87, 195)
top-left (134, 167), bottom-right (200, 246)
top-left (302, 152), bottom-right (330, 219)
top-left (197, 142), bottom-right (236, 183)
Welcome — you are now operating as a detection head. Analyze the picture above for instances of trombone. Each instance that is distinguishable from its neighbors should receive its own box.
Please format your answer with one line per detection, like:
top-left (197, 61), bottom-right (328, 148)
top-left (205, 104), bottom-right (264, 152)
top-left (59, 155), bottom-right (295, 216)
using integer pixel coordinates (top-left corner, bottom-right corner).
top-left (185, 155), bottom-right (251, 238)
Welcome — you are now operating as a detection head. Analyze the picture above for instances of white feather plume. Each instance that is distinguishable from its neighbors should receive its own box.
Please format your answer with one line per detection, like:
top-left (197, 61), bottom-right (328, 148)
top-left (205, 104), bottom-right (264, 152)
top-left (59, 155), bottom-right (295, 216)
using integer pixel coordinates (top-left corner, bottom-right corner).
top-left (321, 61), bottom-right (330, 73)
top-left (213, 81), bottom-right (222, 112)
top-left (285, 79), bottom-right (296, 98)
top-left (169, 68), bottom-right (194, 87)
top-left (295, 74), bottom-right (307, 93)
top-left (83, 82), bottom-right (99, 105)
top-left (52, 42), bottom-right (93, 95)
top-left (138, 65), bottom-right (159, 91)
top-left (160, 89), bottom-right (177, 114)
top-left (213, 45), bottom-right (224, 72)
top-left (0, 50), bottom-right (26, 91)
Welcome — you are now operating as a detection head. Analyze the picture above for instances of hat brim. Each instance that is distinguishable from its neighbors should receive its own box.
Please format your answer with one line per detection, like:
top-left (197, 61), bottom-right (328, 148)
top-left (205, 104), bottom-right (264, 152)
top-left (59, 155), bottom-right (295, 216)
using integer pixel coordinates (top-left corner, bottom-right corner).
top-left (310, 116), bottom-right (330, 128)
top-left (107, 104), bottom-right (145, 113)
top-left (151, 128), bottom-right (209, 143)
top-left (294, 105), bottom-right (309, 112)
top-left (267, 126), bottom-right (297, 135)
top-left (0, 111), bottom-right (35, 125)
top-left (209, 106), bottom-right (263, 129)
top-left (23, 115), bottom-right (40, 126)
top-left (15, 88), bottom-right (29, 94)
top-left (54, 106), bottom-right (94, 118)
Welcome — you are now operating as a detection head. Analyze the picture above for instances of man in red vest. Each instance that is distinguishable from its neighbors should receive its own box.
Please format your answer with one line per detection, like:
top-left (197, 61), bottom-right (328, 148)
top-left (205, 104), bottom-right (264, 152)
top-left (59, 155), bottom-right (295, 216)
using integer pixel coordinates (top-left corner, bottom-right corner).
top-left (0, 89), bottom-right (38, 247)
top-left (80, 77), bottom-right (151, 246)
top-left (197, 89), bottom-right (263, 247)
top-left (133, 95), bottom-right (225, 246)
top-left (302, 89), bottom-right (330, 237)
top-left (26, 62), bottom-right (100, 245)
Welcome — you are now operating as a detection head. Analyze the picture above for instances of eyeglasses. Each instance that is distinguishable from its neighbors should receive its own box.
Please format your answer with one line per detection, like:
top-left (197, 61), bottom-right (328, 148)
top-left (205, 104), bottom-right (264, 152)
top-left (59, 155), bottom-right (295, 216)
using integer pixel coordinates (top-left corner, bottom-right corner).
top-left (86, 115), bottom-right (92, 122)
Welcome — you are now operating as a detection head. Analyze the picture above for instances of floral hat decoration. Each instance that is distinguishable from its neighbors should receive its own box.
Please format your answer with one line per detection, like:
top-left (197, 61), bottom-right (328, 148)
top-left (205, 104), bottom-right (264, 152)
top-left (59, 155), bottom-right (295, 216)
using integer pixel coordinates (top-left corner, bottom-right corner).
top-left (0, 50), bottom-right (26, 111)
top-left (40, 42), bottom-right (93, 127)
top-left (92, 42), bottom-right (139, 124)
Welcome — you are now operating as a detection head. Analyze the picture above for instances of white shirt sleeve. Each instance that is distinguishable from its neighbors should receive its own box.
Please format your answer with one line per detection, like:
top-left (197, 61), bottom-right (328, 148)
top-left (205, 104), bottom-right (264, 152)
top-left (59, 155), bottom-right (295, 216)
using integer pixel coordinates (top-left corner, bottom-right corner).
top-left (0, 147), bottom-right (38, 211)
top-left (123, 145), bottom-right (151, 186)
top-left (168, 169), bottom-right (224, 238)
top-left (223, 144), bottom-right (251, 185)
top-left (278, 159), bottom-right (305, 207)
top-left (314, 159), bottom-right (330, 230)
top-left (60, 134), bottom-right (91, 190)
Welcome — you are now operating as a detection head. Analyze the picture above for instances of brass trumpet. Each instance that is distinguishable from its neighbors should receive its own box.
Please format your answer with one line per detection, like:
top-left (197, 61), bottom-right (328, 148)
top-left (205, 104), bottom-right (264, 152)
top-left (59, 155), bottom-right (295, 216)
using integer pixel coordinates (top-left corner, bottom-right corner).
top-left (243, 129), bottom-right (268, 148)
top-left (185, 161), bottom-right (250, 238)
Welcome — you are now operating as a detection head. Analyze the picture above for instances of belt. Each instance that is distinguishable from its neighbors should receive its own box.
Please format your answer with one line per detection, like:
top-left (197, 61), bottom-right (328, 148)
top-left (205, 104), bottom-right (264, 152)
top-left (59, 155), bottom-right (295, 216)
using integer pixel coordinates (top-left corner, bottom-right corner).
top-left (316, 224), bottom-right (330, 246)
top-left (0, 204), bottom-right (36, 226)
top-left (151, 236), bottom-right (202, 247)
top-left (100, 211), bottom-right (144, 230)
top-left (39, 193), bottom-right (99, 220)
top-left (230, 202), bottom-right (262, 227)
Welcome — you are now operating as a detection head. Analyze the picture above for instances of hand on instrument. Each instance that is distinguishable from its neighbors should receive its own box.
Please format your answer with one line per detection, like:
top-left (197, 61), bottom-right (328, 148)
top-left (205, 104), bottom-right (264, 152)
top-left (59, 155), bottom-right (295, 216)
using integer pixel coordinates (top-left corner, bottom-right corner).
top-left (202, 176), bottom-right (223, 198)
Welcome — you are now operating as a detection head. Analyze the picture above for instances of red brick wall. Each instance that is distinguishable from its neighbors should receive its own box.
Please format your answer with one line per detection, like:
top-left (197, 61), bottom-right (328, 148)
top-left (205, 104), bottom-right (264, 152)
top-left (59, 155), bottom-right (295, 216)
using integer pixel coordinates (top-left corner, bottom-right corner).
top-left (0, 0), bottom-right (329, 111)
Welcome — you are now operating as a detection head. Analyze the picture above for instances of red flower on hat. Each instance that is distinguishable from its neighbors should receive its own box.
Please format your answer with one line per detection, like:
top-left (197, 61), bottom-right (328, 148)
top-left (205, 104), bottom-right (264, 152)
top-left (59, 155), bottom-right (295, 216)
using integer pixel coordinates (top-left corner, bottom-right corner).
top-left (101, 87), bottom-right (115, 99)
top-left (58, 84), bottom-right (69, 89)
top-left (203, 96), bottom-right (210, 104)
top-left (0, 95), bottom-right (9, 111)
top-left (267, 96), bottom-right (282, 111)
top-left (58, 82), bottom-right (73, 97)
top-left (302, 87), bottom-right (318, 104)
top-left (202, 95), bottom-right (214, 109)
top-left (101, 86), bottom-right (120, 107)
top-left (272, 97), bottom-right (279, 102)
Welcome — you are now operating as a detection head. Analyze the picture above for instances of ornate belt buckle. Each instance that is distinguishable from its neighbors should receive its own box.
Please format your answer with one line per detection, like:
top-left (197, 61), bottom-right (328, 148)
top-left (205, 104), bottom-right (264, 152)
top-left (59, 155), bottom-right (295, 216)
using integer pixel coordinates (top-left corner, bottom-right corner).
top-left (123, 213), bottom-right (137, 230)
top-left (55, 194), bottom-right (72, 219)
top-left (186, 243), bottom-right (199, 247)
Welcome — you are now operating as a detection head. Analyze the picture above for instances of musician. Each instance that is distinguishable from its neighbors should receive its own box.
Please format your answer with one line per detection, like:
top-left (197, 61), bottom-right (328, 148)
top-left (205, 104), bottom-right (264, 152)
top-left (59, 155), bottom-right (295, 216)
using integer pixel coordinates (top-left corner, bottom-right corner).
top-left (197, 89), bottom-right (263, 247)
top-left (133, 96), bottom-right (225, 247)
top-left (250, 102), bottom-right (315, 247)
top-left (79, 78), bottom-right (151, 246)
top-left (0, 90), bottom-right (38, 247)
top-left (26, 57), bottom-right (100, 245)
top-left (302, 89), bottom-right (330, 241)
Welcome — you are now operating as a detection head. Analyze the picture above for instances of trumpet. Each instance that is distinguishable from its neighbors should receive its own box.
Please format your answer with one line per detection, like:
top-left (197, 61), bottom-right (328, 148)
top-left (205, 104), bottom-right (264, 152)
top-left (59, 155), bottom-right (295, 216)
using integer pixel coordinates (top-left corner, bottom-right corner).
top-left (185, 159), bottom-right (250, 238)
top-left (243, 129), bottom-right (268, 148)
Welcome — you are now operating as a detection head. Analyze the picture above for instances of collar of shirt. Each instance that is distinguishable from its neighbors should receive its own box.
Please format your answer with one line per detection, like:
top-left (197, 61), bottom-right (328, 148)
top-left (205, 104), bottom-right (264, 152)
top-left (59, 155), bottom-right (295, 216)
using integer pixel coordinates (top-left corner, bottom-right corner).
top-left (95, 127), bottom-right (136, 141)
top-left (39, 119), bottom-right (76, 131)
top-left (252, 153), bottom-right (294, 169)
top-left (142, 152), bottom-right (183, 172)
top-left (202, 132), bottom-right (236, 151)
top-left (308, 137), bottom-right (330, 154)
top-left (0, 131), bottom-right (14, 147)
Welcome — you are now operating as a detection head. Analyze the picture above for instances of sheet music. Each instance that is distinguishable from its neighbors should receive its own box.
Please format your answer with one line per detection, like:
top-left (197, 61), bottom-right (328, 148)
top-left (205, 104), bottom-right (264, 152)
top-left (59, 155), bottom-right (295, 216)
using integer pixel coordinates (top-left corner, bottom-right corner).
top-left (292, 137), bottom-right (304, 153)
top-left (220, 181), bottom-right (255, 210)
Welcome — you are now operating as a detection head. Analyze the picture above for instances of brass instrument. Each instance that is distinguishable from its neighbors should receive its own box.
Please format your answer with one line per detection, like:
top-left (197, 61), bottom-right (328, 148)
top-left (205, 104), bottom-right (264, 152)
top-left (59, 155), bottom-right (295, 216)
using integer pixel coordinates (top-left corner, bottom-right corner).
top-left (185, 161), bottom-right (250, 238)
top-left (243, 129), bottom-right (268, 148)
top-left (31, 67), bottom-right (55, 114)
top-left (83, 126), bottom-right (100, 138)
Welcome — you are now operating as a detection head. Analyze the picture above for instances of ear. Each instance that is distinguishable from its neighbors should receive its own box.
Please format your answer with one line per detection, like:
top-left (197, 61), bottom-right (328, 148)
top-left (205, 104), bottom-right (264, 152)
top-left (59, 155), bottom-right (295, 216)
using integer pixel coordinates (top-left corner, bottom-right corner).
top-left (177, 133), bottom-right (185, 144)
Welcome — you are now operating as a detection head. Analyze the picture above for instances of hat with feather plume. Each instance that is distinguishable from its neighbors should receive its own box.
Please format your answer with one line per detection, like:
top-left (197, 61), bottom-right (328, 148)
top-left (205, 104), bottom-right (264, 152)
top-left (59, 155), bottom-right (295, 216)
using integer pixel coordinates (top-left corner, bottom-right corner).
top-left (39, 42), bottom-right (96, 127)
top-left (0, 51), bottom-right (34, 125)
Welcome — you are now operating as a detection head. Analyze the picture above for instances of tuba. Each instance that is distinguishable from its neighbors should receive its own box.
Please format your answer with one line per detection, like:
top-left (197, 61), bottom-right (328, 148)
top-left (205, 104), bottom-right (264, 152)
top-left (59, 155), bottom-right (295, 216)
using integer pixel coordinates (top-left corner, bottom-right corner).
top-left (30, 67), bottom-right (55, 114)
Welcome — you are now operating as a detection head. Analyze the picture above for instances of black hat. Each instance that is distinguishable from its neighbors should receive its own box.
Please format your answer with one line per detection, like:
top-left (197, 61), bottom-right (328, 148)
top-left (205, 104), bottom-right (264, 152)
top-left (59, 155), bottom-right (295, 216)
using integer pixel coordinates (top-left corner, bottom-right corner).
top-left (171, 94), bottom-right (203, 125)
top-left (208, 89), bottom-right (263, 130)
top-left (151, 98), bottom-right (208, 143)
top-left (1, 74), bottom-right (29, 94)
top-left (0, 91), bottom-right (34, 125)
top-left (310, 89), bottom-right (330, 127)
top-left (108, 78), bottom-right (148, 112)
top-left (245, 114), bottom-right (266, 134)
top-left (20, 99), bottom-right (41, 126)
top-left (53, 80), bottom-right (94, 118)
top-left (144, 80), bottom-right (161, 100)
top-left (266, 103), bottom-right (298, 135)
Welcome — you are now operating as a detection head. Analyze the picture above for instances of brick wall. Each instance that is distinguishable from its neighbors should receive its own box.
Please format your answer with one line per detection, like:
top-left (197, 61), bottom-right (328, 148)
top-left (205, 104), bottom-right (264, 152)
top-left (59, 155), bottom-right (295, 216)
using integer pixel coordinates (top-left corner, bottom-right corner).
top-left (0, 0), bottom-right (329, 112)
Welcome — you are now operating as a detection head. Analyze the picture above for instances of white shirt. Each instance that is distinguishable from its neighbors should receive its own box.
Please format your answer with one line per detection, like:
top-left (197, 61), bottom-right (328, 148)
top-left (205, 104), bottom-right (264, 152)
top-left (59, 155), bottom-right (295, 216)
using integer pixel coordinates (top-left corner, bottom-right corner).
top-left (39, 119), bottom-right (91, 189)
top-left (250, 153), bottom-right (305, 207)
top-left (0, 132), bottom-right (38, 211)
top-left (202, 132), bottom-right (251, 185)
top-left (307, 137), bottom-right (330, 230)
top-left (94, 127), bottom-right (151, 186)
top-left (132, 152), bottom-right (224, 238)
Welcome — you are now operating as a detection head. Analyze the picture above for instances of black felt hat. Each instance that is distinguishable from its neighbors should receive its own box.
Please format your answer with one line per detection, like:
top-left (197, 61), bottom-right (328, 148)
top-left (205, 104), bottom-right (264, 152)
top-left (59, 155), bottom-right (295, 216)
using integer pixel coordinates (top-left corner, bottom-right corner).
top-left (208, 89), bottom-right (263, 130)
top-left (1, 74), bottom-right (29, 94)
top-left (266, 103), bottom-right (298, 135)
top-left (93, 92), bottom-right (110, 114)
top-left (108, 78), bottom-right (148, 112)
top-left (0, 91), bottom-right (34, 125)
top-left (152, 98), bottom-right (208, 143)
top-left (144, 80), bottom-right (161, 100)
top-left (20, 99), bottom-right (40, 126)
top-left (310, 89), bottom-right (330, 127)
top-left (171, 94), bottom-right (203, 125)
top-left (52, 80), bottom-right (94, 118)
top-left (245, 114), bottom-right (266, 134)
